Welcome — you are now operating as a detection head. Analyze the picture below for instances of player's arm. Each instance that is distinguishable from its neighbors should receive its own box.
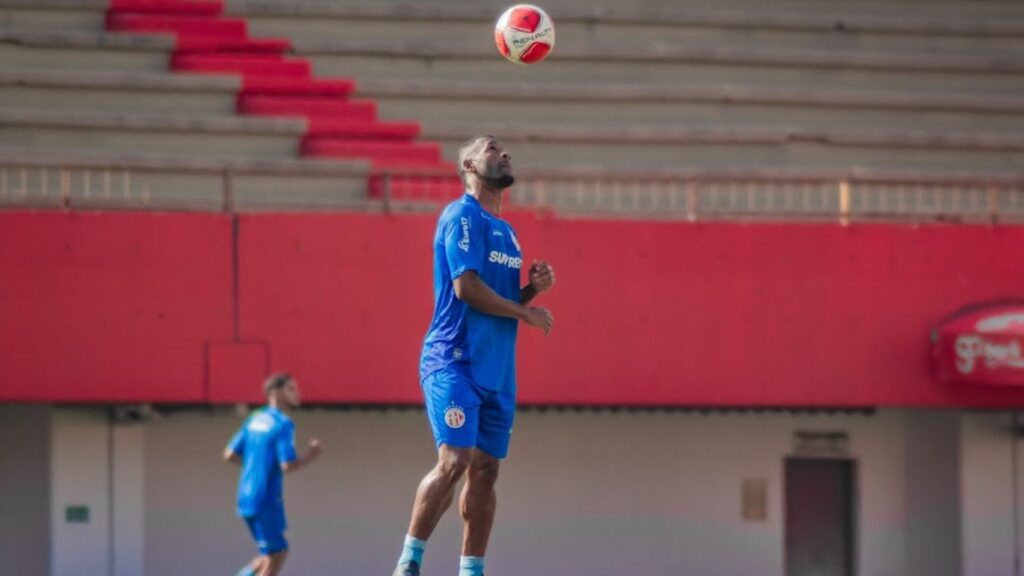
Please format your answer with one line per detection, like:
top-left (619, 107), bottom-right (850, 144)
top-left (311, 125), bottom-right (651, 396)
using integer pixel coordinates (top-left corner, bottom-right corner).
top-left (445, 212), bottom-right (553, 333)
top-left (223, 448), bottom-right (242, 465)
top-left (223, 427), bottom-right (245, 465)
top-left (279, 424), bottom-right (322, 474)
top-left (454, 271), bottom-right (553, 334)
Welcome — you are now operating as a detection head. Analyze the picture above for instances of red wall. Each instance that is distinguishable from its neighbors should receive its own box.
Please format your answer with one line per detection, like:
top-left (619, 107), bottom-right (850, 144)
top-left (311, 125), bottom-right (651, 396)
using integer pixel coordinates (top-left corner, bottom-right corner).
top-left (0, 211), bottom-right (233, 402)
top-left (2, 209), bottom-right (1023, 407)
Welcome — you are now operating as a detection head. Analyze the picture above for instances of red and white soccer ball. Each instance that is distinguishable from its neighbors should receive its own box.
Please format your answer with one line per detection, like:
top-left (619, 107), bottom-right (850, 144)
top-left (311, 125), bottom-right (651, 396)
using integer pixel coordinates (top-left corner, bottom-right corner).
top-left (494, 4), bottom-right (555, 64)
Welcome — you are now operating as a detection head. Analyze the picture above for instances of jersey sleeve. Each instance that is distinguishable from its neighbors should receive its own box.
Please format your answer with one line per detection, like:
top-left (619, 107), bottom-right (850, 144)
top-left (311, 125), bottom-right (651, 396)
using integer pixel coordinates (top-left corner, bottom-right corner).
top-left (276, 421), bottom-right (298, 464)
top-left (444, 207), bottom-right (487, 281)
top-left (227, 423), bottom-right (246, 455)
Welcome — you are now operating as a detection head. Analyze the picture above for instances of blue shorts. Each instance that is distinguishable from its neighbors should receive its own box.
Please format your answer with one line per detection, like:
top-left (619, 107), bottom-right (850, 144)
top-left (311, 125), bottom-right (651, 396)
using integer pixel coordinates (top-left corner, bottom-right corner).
top-left (244, 509), bottom-right (289, 555)
top-left (421, 365), bottom-right (516, 459)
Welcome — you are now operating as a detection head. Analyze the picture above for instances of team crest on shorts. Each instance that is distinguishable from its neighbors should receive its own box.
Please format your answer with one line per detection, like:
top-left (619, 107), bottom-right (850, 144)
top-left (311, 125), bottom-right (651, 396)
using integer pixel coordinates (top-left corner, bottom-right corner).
top-left (444, 404), bottom-right (466, 429)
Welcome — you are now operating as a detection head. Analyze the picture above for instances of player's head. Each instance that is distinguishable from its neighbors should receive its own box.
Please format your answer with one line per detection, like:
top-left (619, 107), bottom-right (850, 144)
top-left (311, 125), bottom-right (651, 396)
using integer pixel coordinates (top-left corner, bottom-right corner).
top-left (457, 135), bottom-right (513, 192)
top-left (263, 372), bottom-right (300, 408)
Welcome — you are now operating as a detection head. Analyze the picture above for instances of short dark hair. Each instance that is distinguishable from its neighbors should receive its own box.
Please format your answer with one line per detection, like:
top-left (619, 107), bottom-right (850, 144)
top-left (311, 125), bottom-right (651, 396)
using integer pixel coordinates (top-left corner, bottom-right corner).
top-left (263, 372), bottom-right (293, 396)
top-left (456, 135), bottom-right (497, 187)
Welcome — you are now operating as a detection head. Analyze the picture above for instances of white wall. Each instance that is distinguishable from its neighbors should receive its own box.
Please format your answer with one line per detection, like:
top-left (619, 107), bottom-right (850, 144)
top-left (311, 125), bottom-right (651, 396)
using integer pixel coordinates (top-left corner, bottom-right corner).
top-left (32, 406), bottom-right (1024, 575)
top-left (142, 408), bottom-right (917, 576)
top-left (112, 422), bottom-right (144, 576)
top-left (960, 411), bottom-right (1021, 576)
top-left (50, 407), bottom-right (111, 576)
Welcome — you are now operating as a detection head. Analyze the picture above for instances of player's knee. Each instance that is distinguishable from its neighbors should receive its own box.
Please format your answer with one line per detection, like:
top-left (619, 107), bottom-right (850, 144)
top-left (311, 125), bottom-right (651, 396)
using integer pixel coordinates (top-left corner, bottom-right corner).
top-left (267, 550), bottom-right (288, 568)
top-left (469, 456), bottom-right (500, 486)
top-left (437, 447), bottom-right (472, 483)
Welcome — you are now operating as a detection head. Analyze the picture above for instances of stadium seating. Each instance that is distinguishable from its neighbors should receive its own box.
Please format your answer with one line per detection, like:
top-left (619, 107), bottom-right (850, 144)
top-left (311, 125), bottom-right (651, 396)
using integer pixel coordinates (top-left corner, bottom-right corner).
top-left (0, 0), bottom-right (1022, 217)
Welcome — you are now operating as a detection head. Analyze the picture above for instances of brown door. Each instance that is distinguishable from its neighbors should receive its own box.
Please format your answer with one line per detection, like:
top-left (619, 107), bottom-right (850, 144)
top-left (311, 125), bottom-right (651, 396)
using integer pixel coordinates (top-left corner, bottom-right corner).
top-left (785, 458), bottom-right (854, 576)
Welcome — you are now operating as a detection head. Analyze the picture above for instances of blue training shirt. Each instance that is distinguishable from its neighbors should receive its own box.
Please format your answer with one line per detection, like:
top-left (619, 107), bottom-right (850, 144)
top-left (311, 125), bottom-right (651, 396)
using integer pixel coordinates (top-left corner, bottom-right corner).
top-left (421, 193), bottom-right (522, 391)
top-left (227, 407), bottom-right (298, 518)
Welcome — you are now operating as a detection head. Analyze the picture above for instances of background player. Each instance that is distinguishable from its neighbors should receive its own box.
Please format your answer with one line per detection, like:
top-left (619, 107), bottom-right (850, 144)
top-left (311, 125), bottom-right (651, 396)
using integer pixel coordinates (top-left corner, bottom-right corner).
top-left (224, 373), bottom-right (323, 576)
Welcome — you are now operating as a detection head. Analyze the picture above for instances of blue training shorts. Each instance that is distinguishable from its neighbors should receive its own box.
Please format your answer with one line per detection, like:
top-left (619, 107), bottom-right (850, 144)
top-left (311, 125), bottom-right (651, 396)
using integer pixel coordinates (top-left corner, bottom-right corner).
top-left (421, 365), bottom-right (516, 459)
top-left (244, 509), bottom-right (289, 555)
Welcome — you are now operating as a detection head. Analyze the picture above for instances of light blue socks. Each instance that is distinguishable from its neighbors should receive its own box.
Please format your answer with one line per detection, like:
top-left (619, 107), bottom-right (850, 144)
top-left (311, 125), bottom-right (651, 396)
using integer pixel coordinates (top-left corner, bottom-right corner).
top-left (459, 555), bottom-right (485, 576)
top-left (234, 565), bottom-right (256, 576)
top-left (398, 534), bottom-right (427, 567)
top-left (397, 535), bottom-right (482, 575)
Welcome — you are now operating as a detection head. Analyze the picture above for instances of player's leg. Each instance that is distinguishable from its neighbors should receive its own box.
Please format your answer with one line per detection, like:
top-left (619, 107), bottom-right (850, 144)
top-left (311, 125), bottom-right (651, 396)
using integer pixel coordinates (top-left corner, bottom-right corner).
top-left (241, 517), bottom-right (271, 576)
top-left (457, 385), bottom-right (514, 576)
top-left (395, 368), bottom-right (482, 575)
top-left (259, 549), bottom-right (288, 576)
top-left (233, 555), bottom-right (264, 576)
top-left (460, 449), bottom-right (500, 557)
top-left (245, 511), bottom-right (289, 576)
top-left (408, 444), bottom-right (474, 539)
top-left (394, 444), bottom-right (473, 576)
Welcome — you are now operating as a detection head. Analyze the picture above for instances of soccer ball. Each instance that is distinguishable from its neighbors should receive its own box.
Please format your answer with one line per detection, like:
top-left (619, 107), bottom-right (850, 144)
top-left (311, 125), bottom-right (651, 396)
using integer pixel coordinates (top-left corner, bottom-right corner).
top-left (494, 4), bottom-right (555, 64)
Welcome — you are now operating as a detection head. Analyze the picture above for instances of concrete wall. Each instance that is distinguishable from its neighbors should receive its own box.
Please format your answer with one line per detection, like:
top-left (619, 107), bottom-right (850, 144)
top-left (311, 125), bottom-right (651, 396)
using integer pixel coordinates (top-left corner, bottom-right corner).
top-left (3, 406), bottom-right (1016, 575)
top-left (144, 408), bottom-right (918, 576)
top-left (49, 407), bottom-right (112, 576)
top-left (0, 404), bottom-right (50, 576)
top-left (960, 412), bottom-right (1022, 576)
top-left (905, 410), bottom-right (962, 576)
top-left (112, 422), bottom-right (145, 576)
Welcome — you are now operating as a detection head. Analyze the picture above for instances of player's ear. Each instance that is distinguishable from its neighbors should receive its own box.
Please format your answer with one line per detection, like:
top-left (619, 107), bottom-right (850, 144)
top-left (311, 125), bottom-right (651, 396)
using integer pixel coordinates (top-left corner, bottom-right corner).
top-left (462, 158), bottom-right (475, 175)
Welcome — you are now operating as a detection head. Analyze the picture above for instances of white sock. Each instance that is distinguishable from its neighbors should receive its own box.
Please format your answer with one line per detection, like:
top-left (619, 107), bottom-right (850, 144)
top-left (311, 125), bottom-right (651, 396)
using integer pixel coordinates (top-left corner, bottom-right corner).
top-left (459, 555), bottom-right (485, 576)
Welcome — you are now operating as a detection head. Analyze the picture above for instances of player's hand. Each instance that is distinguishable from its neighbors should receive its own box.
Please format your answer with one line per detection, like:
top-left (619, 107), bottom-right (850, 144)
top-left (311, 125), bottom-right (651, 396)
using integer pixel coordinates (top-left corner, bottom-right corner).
top-left (523, 306), bottom-right (554, 335)
top-left (307, 438), bottom-right (323, 459)
top-left (529, 260), bottom-right (555, 293)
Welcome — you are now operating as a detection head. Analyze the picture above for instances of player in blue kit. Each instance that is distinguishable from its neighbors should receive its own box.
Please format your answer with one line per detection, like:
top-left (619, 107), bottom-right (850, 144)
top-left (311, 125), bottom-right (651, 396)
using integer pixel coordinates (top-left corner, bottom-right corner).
top-left (392, 136), bottom-right (556, 576)
top-left (224, 373), bottom-right (322, 576)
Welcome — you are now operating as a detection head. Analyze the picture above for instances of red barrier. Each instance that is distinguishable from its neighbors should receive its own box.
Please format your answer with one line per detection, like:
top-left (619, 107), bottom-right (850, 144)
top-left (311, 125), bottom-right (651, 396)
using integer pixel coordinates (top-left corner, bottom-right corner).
top-left (2, 210), bottom-right (1023, 407)
top-left (236, 212), bottom-right (1024, 407)
top-left (0, 211), bottom-right (233, 402)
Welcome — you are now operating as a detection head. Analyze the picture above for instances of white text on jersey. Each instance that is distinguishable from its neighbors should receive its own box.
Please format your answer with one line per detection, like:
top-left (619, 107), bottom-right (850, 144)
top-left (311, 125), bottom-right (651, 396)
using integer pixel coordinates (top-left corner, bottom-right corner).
top-left (458, 217), bottom-right (471, 252)
top-left (489, 251), bottom-right (522, 269)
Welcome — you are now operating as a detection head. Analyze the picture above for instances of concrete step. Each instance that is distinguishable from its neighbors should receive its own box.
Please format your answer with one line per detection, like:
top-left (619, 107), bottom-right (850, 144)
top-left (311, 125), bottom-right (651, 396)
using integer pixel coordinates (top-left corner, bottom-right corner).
top-left (229, 1), bottom-right (1024, 36)
top-left (300, 42), bottom-right (1024, 95)
top-left (0, 70), bottom-right (368, 117)
top-left (0, 107), bottom-right (305, 159)
top-left (421, 124), bottom-right (1024, 173)
top-left (0, 29), bottom-right (173, 72)
top-left (295, 36), bottom-right (1024, 75)
top-left (357, 80), bottom-right (1024, 135)
top-left (0, 69), bottom-right (240, 115)
top-left (237, 2), bottom-right (1024, 59)
top-left (0, 1), bottom-right (106, 32)
top-left (0, 146), bottom-right (375, 211)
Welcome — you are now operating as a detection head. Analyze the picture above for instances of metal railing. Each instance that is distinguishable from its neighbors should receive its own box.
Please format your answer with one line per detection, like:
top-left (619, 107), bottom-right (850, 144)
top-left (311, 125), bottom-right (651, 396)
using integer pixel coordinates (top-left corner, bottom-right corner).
top-left (2, 160), bottom-right (1023, 224)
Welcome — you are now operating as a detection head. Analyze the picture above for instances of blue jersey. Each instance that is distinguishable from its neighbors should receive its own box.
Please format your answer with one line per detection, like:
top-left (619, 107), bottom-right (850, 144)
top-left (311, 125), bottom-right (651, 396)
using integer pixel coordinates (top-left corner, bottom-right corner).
top-left (227, 407), bottom-right (297, 518)
top-left (421, 194), bottom-right (522, 391)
